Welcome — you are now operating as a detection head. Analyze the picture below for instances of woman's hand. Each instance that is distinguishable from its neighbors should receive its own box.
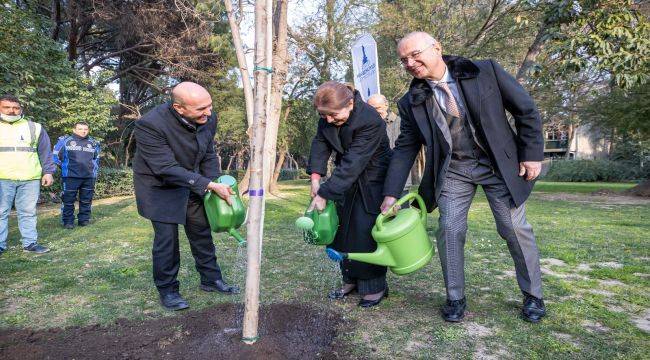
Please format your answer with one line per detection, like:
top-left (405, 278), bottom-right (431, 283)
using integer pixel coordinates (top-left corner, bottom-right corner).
top-left (308, 195), bottom-right (327, 212)
top-left (380, 196), bottom-right (398, 215)
top-left (310, 181), bottom-right (320, 198)
top-left (310, 173), bottom-right (321, 198)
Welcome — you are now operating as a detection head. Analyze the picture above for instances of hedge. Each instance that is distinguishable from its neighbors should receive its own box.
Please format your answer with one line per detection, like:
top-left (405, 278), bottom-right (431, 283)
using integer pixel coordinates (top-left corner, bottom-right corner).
top-left (39, 167), bottom-right (308, 203)
top-left (542, 159), bottom-right (648, 182)
top-left (40, 167), bottom-right (134, 203)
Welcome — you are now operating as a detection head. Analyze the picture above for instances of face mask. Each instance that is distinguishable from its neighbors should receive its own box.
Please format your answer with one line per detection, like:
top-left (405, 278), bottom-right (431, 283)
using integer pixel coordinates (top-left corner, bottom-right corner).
top-left (0, 113), bottom-right (23, 123)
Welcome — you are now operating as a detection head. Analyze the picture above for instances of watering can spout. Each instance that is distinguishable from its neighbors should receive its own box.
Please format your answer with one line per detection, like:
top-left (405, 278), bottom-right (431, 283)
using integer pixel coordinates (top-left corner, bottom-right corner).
top-left (326, 246), bottom-right (396, 267)
top-left (229, 229), bottom-right (246, 246)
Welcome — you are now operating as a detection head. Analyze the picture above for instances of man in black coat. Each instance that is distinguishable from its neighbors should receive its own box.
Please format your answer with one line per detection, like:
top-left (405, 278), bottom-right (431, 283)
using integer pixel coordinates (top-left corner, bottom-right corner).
top-left (381, 32), bottom-right (546, 323)
top-left (133, 82), bottom-right (239, 311)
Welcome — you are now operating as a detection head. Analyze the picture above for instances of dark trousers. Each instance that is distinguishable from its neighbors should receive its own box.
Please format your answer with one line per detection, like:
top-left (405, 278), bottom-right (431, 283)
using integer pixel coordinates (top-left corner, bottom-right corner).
top-left (151, 194), bottom-right (222, 295)
top-left (61, 177), bottom-right (95, 225)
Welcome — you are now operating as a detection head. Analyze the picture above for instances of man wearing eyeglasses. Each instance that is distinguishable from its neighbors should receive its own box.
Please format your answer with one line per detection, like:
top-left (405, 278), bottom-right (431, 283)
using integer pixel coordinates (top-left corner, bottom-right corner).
top-left (381, 32), bottom-right (545, 323)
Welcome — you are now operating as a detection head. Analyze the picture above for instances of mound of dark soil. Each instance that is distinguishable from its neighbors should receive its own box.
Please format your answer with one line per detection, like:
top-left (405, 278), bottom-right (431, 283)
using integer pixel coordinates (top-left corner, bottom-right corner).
top-left (0, 303), bottom-right (345, 360)
top-left (624, 180), bottom-right (650, 197)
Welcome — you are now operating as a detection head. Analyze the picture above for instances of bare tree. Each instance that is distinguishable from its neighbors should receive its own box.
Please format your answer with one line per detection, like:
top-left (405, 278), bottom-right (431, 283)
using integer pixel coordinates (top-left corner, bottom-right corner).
top-left (242, 0), bottom-right (272, 345)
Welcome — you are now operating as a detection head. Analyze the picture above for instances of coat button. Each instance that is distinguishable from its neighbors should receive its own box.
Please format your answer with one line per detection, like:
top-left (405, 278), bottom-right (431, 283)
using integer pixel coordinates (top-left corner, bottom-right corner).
top-left (189, 179), bottom-right (195, 185)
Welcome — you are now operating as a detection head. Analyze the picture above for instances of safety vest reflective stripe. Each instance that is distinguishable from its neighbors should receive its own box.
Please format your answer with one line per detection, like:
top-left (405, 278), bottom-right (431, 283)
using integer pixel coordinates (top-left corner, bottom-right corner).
top-left (0, 146), bottom-right (37, 152)
top-left (27, 120), bottom-right (36, 146)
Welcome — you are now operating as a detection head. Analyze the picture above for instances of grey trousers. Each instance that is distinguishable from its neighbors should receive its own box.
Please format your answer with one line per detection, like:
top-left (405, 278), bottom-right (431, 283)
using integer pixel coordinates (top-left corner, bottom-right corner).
top-left (436, 164), bottom-right (543, 300)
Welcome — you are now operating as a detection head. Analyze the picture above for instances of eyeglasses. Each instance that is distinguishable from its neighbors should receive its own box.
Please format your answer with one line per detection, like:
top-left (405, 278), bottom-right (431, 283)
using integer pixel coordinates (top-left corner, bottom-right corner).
top-left (399, 44), bottom-right (435, 65)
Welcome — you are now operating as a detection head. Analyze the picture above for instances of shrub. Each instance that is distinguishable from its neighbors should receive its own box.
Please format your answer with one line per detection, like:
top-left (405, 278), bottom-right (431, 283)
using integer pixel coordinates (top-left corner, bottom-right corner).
top-left (278, 168), bottom-right (308, 181)
top-left (542, 159), bottom-right (644, 182)
top-left (40, 167), bottom-right (134, 203)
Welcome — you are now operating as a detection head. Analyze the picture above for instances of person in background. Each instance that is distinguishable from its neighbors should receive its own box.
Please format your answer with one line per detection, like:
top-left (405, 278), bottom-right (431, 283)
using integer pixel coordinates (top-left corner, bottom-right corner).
top-left (0, 94), bottom-right (54, 255)
top-left (53, 122), bottom-right (101, 229)
top-left (367, 94), bottom-right (413, 195)
top-left (307, 82), bottom-right (392, 308)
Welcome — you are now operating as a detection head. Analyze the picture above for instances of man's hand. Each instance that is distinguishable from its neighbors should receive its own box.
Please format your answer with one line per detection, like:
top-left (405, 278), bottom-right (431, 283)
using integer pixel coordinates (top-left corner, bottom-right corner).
top-left (207, 182), bottom-right (234, 205)
top-left (41, 174), bottom-right (53, 187)
top-left (380, 196), bottom-right (398, 215)
top-left (308, 195), bottom-right (327, 212)
top-left (310, 180), bottom-right (320, 198)
top-left (519, 161), bottom-right (542, 181)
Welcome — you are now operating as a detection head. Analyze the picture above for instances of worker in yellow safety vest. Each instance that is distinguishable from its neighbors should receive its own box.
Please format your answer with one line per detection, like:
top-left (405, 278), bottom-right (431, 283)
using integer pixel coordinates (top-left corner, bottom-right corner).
top-left (0, 94), bottom-right (55, 255)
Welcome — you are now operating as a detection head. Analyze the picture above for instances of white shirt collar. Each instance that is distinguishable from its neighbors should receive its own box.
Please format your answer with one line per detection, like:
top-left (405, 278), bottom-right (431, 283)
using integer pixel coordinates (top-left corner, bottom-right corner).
top-left (426, 66), bottom-right (453, 87)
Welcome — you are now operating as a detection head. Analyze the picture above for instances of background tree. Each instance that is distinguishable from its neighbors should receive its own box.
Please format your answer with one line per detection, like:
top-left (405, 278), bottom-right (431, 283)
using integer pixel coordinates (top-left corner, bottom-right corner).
top-left (0, 4), bottom-right (114, 142)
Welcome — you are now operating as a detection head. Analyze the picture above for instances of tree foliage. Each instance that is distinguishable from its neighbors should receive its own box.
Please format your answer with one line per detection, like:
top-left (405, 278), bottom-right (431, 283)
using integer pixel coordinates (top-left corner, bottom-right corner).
top-left (0, 4), bottom-right (114, 139)
top-left (530, 0), bottom-right (650, 89)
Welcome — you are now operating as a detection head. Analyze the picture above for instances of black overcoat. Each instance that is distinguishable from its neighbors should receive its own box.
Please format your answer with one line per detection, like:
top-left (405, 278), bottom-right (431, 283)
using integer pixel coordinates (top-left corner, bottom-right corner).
top-left (307, 91), bottom-right (392, 279)
top-left (383, 56), bottom-right (544, 212)
top-left (132, 102), bottom-right (220, 224)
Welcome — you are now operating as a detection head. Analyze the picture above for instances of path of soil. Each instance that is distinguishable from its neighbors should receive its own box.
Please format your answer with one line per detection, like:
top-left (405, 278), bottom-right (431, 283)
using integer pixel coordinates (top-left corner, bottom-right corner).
top-left (0, 303), bottom-right (346, 360)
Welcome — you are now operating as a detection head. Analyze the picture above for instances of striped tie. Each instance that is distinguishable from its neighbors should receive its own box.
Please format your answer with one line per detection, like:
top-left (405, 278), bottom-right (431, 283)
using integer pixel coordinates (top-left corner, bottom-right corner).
top-left (436, 82), bottom-right (462, 118)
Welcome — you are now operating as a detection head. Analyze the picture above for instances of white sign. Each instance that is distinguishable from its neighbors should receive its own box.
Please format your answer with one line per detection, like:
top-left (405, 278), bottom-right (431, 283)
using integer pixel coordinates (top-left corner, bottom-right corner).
top-left (351, 34), bottom-right (380, 101)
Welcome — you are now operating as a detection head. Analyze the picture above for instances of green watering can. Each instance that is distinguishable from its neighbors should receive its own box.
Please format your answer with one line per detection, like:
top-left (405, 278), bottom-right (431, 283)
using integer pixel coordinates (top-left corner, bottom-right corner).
top-left (326, 192), bottom-right (433, 275)
top-left (295, 200), bottom-right (339, 245)
top-left (204, 175), bottom-right (246, 246)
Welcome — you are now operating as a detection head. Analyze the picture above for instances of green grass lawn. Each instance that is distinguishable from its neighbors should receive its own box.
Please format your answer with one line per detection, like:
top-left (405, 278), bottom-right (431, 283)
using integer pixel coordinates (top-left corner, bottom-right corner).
top-left (532, 181), bottom-right (636, 194)
top-left (1, 180), bottom-right (648, 359)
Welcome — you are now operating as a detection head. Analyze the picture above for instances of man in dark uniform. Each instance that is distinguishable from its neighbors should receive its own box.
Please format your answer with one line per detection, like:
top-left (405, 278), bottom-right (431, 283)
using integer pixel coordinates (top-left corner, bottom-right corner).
top-left (382, 32), bottom-right (546, 323)
top-left (133, 82), bottom-right (239, 311)
top-left (53, 122), bottom-right (101, 229)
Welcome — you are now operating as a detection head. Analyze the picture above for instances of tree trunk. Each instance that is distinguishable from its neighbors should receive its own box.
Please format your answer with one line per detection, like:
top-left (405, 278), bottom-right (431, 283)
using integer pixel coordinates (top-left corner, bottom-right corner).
top-left (242, 0), bottom-right (272, 345)
top-left (50, 0), bottom-right (61, 40)
top-left (565, 124), bottom-right (576, 159)
top-left (269, 101), bottom-right (293, 191)
top-left (224, 0), bottom-right (257, 194)
top-left (226, 155), bottom-right (235, 171)
top-left (270, 144), bottom-right (287, 194)
top-left (223, 0), bottom-right (254, 128)
top-left (516, 20), bottom-right (548, 83)
top-left (262, 0), bottom-right (289, 193)
top-left (123, 130), bottom-right (135, 168)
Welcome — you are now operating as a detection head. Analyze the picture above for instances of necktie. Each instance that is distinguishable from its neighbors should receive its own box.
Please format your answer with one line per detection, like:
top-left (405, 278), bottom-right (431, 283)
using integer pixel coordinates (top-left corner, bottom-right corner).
top-left (436, 82), bottom-right (462, 118)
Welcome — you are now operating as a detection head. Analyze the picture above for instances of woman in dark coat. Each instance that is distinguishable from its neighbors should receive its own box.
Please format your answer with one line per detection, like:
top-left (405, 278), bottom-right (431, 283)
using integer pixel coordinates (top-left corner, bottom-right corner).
top-left (307, 81), bottom-right (392, 308)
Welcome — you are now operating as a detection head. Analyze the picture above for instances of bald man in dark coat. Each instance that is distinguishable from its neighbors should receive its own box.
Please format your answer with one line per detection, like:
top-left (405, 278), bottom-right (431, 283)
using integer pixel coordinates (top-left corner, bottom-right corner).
top-left (133, 82), bottom-right (239, 311)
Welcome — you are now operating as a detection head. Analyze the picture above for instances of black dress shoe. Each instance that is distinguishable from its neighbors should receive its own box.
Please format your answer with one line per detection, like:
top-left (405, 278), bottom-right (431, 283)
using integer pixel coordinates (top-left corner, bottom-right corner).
top-left (522, 293), bottom-right (546, 323)
top-left (200, 279), bottom-right (240, 294)
top-left (63, 223), bottom-right (74, 230)
top-left (328, 286), bottom-right (357, 300)
top-left (160, 292), bottom-right (189, 311)
top-left (442, 297), bottom-right (466, 322)
top-left (78, 221), bottom-right (89, 227)
top-left (358, 287), bottom-right (389, 308)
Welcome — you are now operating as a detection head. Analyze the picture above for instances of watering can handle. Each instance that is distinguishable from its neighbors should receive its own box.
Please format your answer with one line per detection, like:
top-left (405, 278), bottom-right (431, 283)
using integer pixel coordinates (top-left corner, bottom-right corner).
top-left (376, 192), bottom-right (426, 231)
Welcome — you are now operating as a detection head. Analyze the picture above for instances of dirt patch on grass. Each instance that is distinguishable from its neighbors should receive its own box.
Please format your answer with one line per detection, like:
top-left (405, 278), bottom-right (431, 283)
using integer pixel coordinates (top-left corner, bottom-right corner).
top-left (535, 193), bottom-right (650, 205)
top-left (464, 323), bottom-right (492, 338)
top-left (582, 320), bottom-right (610, 334)
top-left (631, 309), bottom-right (650, 333)
top-left (0, 303), bottom-right (345, 359)
top-left (598, 279), bottom-right (626, 287)
top-left (541, 258), bottom-right (567, 267)
top-left (597, 262), bottom-right (624, 269)
top-left (551, 332), bottom-right (580, 348)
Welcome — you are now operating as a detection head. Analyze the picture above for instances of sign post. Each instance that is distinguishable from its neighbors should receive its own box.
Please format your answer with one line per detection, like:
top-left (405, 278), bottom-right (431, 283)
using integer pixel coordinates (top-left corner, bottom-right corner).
top-left (351, 34), bottom-right (380, 101)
